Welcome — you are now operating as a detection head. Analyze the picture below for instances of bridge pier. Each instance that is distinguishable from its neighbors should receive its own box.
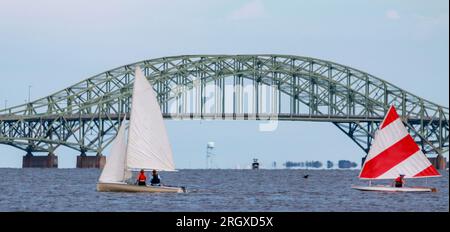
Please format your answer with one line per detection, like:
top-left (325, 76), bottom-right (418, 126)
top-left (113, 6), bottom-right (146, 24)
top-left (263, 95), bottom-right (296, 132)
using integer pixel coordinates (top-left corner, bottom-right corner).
top-left (23, 152), bottom-right (58, 168)
top-left (429, 154), bottom-right (447, 170)
top-left (76, 153), bottom-right (106, 169)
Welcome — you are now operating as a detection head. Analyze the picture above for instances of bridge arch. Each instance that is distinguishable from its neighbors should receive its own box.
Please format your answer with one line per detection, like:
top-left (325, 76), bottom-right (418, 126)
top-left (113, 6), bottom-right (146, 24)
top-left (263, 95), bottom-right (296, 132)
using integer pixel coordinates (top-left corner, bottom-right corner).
top-left (0, 55), bottom-right (448, 157)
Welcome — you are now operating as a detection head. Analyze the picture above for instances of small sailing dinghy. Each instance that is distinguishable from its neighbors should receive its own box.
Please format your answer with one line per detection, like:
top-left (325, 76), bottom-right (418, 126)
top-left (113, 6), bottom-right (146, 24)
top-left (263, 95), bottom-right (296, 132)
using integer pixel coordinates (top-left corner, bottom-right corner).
top-left (352, 105), bottom-right (441, 193)
top-left (97, 66), bottom-right (186, 193)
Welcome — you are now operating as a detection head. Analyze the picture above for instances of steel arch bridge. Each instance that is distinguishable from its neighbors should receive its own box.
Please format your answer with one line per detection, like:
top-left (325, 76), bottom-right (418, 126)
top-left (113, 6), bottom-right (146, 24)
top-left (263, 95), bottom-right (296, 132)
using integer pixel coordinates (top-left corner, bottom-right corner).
top-left (0, 55), bottom-right (448, 158)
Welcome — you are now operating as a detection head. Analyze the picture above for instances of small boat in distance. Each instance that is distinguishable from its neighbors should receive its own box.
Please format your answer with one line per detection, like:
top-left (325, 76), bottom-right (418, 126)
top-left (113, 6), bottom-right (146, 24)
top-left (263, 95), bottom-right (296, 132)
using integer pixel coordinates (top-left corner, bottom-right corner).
top-left (97, 66), bottom-right (186, 193)
top-left (252, 159), bottom-right (260, 170)
top-left (352, 105), bottom-right (441, 193)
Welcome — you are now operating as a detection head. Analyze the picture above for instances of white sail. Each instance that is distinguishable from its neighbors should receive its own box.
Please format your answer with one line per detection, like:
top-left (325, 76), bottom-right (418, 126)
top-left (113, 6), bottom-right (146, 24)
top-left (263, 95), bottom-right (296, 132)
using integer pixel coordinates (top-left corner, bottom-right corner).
top-left (126, 66), bottom-right (176, 171)
top-left (99, 120), bottom-right (128, 183)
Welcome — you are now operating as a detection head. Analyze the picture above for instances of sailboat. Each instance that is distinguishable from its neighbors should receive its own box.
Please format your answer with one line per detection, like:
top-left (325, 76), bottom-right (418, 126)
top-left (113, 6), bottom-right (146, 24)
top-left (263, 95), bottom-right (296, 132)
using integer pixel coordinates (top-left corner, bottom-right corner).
top-left (352, 105), bottom-right (441, 192)
top-left (96, 66), bottom-right (186, 193)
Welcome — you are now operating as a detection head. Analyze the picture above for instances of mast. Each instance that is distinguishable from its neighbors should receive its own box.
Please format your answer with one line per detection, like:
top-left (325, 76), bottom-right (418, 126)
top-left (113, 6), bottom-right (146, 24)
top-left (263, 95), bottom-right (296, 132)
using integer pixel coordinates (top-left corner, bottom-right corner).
top-left (122, 67), bottom-right (139, 181)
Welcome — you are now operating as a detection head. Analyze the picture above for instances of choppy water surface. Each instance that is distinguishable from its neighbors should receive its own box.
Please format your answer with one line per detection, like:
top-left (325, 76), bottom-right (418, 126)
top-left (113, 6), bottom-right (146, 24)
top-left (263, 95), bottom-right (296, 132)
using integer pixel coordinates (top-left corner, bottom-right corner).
top-left (0, 169), bottom-right (447, 212)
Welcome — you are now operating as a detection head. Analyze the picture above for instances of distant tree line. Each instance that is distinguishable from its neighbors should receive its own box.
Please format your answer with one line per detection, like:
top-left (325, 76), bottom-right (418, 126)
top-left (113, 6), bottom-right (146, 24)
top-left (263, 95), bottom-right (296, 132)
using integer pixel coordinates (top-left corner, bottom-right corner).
top-left (338, 160), bottom-right (358, 169)
top-left (283, 160), bottom-right (357, 169)
top-left (284, 161), bottom-right (323, 168)
top-left (327, 161), bottom-right (334, 169)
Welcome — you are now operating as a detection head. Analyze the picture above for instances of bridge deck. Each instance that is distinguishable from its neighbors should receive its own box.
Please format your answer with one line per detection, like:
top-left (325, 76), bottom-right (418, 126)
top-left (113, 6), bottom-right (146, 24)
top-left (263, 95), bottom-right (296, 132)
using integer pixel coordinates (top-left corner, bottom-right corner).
top-left (0, 113), bottom-right (441, 124)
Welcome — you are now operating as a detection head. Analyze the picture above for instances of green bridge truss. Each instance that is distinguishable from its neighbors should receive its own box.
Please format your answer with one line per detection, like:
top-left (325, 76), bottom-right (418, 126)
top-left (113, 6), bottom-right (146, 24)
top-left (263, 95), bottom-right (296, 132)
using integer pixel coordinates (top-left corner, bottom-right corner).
top-left (0, 55), bottom-right (448, 157)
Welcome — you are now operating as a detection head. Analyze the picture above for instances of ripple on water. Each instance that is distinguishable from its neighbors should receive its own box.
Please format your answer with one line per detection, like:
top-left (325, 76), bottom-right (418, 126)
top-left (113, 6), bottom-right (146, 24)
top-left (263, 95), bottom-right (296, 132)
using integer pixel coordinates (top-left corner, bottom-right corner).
top-left (0, 169), bottom-right (447, 212)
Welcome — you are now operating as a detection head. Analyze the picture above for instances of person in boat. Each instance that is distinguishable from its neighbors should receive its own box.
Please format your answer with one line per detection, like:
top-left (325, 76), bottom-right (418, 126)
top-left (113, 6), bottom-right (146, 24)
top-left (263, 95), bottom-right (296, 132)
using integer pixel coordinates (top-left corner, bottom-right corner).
top-left (150, 169), bottom-right (161, 186)
top-left (136, 169), bottom-right (147, 186)
top-left (393, 174), bottom-right (406, 188)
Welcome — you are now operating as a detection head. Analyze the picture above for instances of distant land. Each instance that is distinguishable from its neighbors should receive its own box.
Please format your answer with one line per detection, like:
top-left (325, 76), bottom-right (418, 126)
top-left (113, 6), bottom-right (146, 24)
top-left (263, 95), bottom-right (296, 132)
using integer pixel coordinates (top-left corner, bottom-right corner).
top-left (283, 160), bottom-right (358, 169)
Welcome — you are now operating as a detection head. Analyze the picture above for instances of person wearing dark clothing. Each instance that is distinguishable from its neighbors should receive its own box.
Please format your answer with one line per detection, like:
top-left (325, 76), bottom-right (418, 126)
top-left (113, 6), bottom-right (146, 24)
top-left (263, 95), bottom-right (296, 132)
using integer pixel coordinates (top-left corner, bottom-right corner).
top-left (137, 169), bottom-right (147, 186)
top-left (150, 169), bottom-right (161, 186)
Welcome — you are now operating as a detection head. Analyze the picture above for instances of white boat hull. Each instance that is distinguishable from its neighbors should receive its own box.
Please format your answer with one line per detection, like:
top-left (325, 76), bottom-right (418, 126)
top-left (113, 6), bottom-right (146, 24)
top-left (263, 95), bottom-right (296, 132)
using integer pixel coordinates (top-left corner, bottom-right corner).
top-left (97, 182), bottom-right (186, 193)
top-left (352, 185), bottom-right (437, 192)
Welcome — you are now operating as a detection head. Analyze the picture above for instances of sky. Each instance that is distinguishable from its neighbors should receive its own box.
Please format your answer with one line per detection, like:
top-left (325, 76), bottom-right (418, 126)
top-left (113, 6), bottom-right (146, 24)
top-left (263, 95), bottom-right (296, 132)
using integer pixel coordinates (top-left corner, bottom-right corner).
top-left (0, 0), bottom-right (448, 169)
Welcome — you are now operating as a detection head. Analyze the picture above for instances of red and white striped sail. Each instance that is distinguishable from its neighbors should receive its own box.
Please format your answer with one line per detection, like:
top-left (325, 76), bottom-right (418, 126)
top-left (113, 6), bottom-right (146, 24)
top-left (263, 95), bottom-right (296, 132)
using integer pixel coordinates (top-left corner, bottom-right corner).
top-left (359, 105), bottom-right (441, 179)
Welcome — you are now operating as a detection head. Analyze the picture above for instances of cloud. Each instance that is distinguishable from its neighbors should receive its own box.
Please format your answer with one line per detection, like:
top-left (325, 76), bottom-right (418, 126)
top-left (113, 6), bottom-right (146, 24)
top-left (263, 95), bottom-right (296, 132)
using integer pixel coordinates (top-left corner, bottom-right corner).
top-left (228, 0), bottom-right (265, 21)
top-left (386, 10), bottom-right (400, 20)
